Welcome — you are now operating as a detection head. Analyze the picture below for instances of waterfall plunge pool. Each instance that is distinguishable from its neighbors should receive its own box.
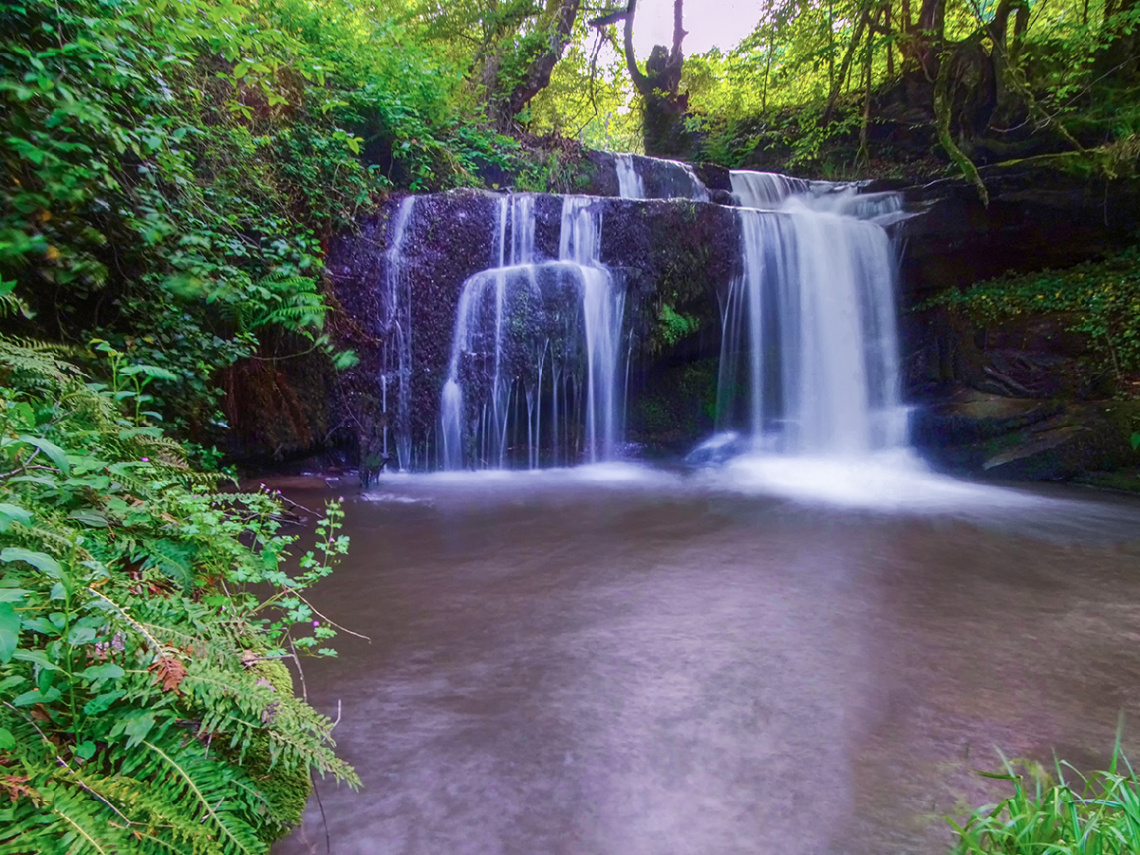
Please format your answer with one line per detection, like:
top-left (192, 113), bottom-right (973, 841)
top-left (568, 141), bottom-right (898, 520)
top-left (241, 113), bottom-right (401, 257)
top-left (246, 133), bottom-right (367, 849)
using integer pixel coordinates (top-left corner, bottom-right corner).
top-left (273, 467), bottom-right (1140, 855)
top-left (282, 156), bottom-right (1140, 852)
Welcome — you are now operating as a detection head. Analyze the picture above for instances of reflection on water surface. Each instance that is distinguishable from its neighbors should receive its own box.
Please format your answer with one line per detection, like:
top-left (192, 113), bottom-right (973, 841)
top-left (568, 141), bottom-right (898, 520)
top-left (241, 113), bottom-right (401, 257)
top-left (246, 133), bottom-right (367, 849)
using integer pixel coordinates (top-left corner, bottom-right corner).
top-left (274, 465), bottom-right (1140, 855)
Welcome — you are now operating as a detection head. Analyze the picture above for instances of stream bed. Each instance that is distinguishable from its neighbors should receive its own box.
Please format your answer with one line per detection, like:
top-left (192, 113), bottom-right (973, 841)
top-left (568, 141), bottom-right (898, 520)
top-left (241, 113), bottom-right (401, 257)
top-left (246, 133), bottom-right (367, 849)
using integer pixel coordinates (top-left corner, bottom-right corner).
top-left (273, 463), bottom-right (1140, 855)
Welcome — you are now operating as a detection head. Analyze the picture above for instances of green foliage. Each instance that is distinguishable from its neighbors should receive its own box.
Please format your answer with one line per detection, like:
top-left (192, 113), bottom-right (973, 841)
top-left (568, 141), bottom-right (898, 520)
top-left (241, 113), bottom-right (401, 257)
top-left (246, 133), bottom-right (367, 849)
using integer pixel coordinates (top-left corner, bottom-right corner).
top-left (528, 20), bottom-right (643, 151)
top-left (925, 247), bottom-right (1140, 382)
top-left (656, 303), bottom-right (701, 349)
top-left (949, 737), bottom-right (1140, 854)
top-left (0, 337), bottom-right (358, 853)
top-left (0, 0), bottom-right (534, 435)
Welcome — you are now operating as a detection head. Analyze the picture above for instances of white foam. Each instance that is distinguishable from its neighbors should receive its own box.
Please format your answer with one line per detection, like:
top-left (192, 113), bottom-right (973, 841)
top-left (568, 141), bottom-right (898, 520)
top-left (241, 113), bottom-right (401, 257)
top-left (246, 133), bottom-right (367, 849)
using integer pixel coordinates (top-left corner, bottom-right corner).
top-left (705, 450), bottom-right (1045, 512)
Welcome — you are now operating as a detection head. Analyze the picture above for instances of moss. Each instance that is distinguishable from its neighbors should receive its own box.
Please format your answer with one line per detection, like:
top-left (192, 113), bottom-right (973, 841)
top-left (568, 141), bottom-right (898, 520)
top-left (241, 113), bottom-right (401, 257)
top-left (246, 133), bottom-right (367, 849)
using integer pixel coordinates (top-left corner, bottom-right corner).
top-left (923, 245), bottom-right (1140, 389)
top-left (241, 659), bottom-right (313, 844)
top-left (1075, 467), bottom-right (1140, 493)
top-left (630, 358), bottom-right (720, 451)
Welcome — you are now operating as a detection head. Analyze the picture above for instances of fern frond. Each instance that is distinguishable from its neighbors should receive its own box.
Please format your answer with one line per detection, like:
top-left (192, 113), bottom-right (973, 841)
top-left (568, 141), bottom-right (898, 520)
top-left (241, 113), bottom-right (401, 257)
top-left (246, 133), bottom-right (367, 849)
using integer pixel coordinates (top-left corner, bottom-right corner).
top-left (136, 739), bottom-right (264, 855)
top-left (41, 782), bottom-right (133, 855)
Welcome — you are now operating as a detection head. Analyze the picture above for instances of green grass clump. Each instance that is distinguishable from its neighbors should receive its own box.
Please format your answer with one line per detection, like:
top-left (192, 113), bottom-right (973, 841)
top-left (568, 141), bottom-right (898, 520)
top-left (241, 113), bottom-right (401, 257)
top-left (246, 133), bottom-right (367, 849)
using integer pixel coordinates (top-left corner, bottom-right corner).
top-left (949, 737), bottom-right (1140, 854)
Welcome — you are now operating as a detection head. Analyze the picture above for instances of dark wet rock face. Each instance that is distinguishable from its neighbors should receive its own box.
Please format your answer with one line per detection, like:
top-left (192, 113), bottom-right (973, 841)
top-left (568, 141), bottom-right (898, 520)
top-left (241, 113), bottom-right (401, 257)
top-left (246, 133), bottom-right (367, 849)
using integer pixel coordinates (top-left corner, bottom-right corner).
top-left (327, 191), bottom-right (741, 469)
top-left (581, 150), bottom-right (730, 200)
top-left (891, 168), bottom-right (1140, 299)
top-left (911, 390), bottom-right (1137, 480)
top-left (893, 167), bottom-right (1140, 481)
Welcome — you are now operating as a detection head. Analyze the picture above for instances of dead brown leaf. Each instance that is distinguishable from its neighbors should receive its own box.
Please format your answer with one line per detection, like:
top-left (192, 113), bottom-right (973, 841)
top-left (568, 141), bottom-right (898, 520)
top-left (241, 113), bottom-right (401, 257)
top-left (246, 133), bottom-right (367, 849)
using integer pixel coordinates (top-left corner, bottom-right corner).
top-left (149, 656), bottom-right (187, 694)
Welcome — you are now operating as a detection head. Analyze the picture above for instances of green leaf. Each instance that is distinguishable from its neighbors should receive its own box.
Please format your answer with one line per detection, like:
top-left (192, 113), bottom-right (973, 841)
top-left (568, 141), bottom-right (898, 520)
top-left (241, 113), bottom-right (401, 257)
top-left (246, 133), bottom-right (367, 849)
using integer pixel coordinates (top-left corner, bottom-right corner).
top-left (68, 509), bottom-right (109, 528)
top-left (0, 675), bottom-right (26, 693)
top-left (0, 728), bottom-right (14, 750)
top-left (19, 617), bottom-right (56, 635)
top-left (84, 689), bottom-right (125, 715)
top-left (16, 435), bottom-right (70, 474)
top-left (2, 548), bottom-right (62, 577)
top-left (0, 603), bottom-right (19, 664)
top-left (121, 711), bottom-right (155, 747)
top-left (75, 740), bottom-right (96, 760)
top-left (1131, 432), bottom-right (1140, 451)
top-left (49, 582), bottom-right (66, 600)
top-left (80, 663), bottom-right (124, 682)
top-left (67, 626), bottom-right (97, 645)
top-left (119, 364), bottom-right (179, 381)
top-left (12, 686), bottom-right (61, 706)
top-left (13, 649), bottom-right (62, 670)
top-left (0, 589), bottom-right (28, 603)
top-left (0, 503), bottom-right (32, 532)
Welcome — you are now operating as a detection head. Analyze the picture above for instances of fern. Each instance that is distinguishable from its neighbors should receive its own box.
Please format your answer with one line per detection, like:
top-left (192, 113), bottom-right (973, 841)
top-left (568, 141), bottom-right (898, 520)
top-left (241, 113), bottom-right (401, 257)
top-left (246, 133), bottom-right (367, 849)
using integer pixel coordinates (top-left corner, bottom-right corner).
top-left (0, 337), bottom-right (355, 854)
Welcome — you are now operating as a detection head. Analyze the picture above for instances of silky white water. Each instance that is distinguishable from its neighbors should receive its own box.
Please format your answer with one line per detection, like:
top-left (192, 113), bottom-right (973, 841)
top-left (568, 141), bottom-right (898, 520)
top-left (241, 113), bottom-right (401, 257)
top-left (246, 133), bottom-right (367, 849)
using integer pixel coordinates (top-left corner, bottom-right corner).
top-left (615, 153), bottom-right (708, 200)
top-left (439, 195), bottom-right (625, 469)
top-left (615, 154), bottom-right (646, 200)
top-left (380, 197), bottom-right (416, 470)
top-left (719, 170), bottom-right (908, 456)
top-left (377, 155), bottom-right (912, 475)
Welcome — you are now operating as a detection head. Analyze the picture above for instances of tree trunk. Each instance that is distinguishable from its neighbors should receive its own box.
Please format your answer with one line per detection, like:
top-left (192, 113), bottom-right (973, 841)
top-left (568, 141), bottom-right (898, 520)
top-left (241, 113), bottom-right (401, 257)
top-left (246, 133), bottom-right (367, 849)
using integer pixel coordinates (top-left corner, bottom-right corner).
top-left (617, 0), bottom-right (692, 156)
top-left (858, 7), bottom-right (882, 166)
top-left (823, 7), bottom-right (870, 124)
top-left (885, 5), bottom-right (894, 77)
top-left (893, 0), bottom-right (944, 78)
top-left (485, 0), bottom-right (583, 131)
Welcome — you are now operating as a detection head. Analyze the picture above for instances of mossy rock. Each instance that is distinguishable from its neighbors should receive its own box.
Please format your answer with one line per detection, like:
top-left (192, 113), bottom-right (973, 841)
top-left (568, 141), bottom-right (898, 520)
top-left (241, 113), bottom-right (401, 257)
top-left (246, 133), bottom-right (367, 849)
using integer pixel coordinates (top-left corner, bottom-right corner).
top-left (242, 659), bottom-right (312, 844)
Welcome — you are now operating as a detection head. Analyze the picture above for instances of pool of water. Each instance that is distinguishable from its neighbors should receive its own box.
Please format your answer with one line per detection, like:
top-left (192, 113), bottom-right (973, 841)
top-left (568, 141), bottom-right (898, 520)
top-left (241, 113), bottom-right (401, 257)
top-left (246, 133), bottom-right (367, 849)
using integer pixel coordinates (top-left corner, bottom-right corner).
top-left (273, 462), bottom-right (1140, 855)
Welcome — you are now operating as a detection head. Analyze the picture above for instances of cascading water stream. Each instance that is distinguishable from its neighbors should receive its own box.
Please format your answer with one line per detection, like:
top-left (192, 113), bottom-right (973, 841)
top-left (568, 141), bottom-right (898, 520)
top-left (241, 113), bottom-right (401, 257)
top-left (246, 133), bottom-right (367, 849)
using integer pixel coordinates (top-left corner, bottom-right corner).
top-left (729, 170), bottom-right (812, 209)
top-left (615, 154), bottom-right (646, 200)
top-left (711, 170), bottom-right (908, 457)
top-left (615, 153), bottom-right (708, 201)
top-left (374, 153), bottom-right (909, 473)
top-left (439, 195), bottom-right (626, 469)
top-left (380, 197), bottom-right (416, 470)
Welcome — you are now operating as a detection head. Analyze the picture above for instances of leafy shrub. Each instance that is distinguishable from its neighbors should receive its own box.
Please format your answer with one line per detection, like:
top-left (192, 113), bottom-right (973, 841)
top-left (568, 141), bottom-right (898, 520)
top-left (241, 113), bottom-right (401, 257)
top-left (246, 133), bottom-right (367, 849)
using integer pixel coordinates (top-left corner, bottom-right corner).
top-left (0, 337), bottom-right (358, 853)
top-left (924, 247), bottom-right (1140, 383)
top-left (656, 303), bottom-right (701, 349)
top-left (0, 0), bottom-right (526, 436)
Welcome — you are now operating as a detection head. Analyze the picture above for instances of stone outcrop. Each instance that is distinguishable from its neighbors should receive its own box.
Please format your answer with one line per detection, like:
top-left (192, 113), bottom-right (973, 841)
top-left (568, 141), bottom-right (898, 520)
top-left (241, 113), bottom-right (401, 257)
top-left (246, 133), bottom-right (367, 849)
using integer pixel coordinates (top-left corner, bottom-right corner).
top-left (887, 166), bottom-right (1140, 298)
top-left (892, 165), bottom-right (1140, 480)
top-left (304, 159), bottom-right (1140, 481)
top-left (326, 191), bottom-right (742, 468)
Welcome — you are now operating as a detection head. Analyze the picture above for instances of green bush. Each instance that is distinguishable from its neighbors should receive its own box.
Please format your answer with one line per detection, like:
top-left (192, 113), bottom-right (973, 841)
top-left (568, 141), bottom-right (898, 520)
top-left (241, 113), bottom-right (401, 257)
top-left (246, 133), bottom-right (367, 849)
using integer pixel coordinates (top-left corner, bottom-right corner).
top-left (0, 0), bottom-right (533, 436)
top-left (924, 247), bottom-right (1140, 383)
top-left (0, 336), bottom-right (358, 853)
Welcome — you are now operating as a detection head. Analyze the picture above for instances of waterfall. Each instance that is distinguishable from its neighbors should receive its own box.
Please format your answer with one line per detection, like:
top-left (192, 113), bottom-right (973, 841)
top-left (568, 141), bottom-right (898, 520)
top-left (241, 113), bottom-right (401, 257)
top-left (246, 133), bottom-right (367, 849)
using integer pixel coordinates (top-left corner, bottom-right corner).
top-left (613, 153), bottom-right (708, 201)
top-left (439, 195), bottom-right (625, 469)
top-left (615, 154), bottom-right (646, 200)
top-left (732, 169), bottom-right (906, 224)
top-left (729, 170), bottom-right (812, 209)
top-left (380, 197), bottom-right (416, 470)
top-left (366, 155), bottom-right (909, 473)
top-left (714, 171), bottom-right (908, 456)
